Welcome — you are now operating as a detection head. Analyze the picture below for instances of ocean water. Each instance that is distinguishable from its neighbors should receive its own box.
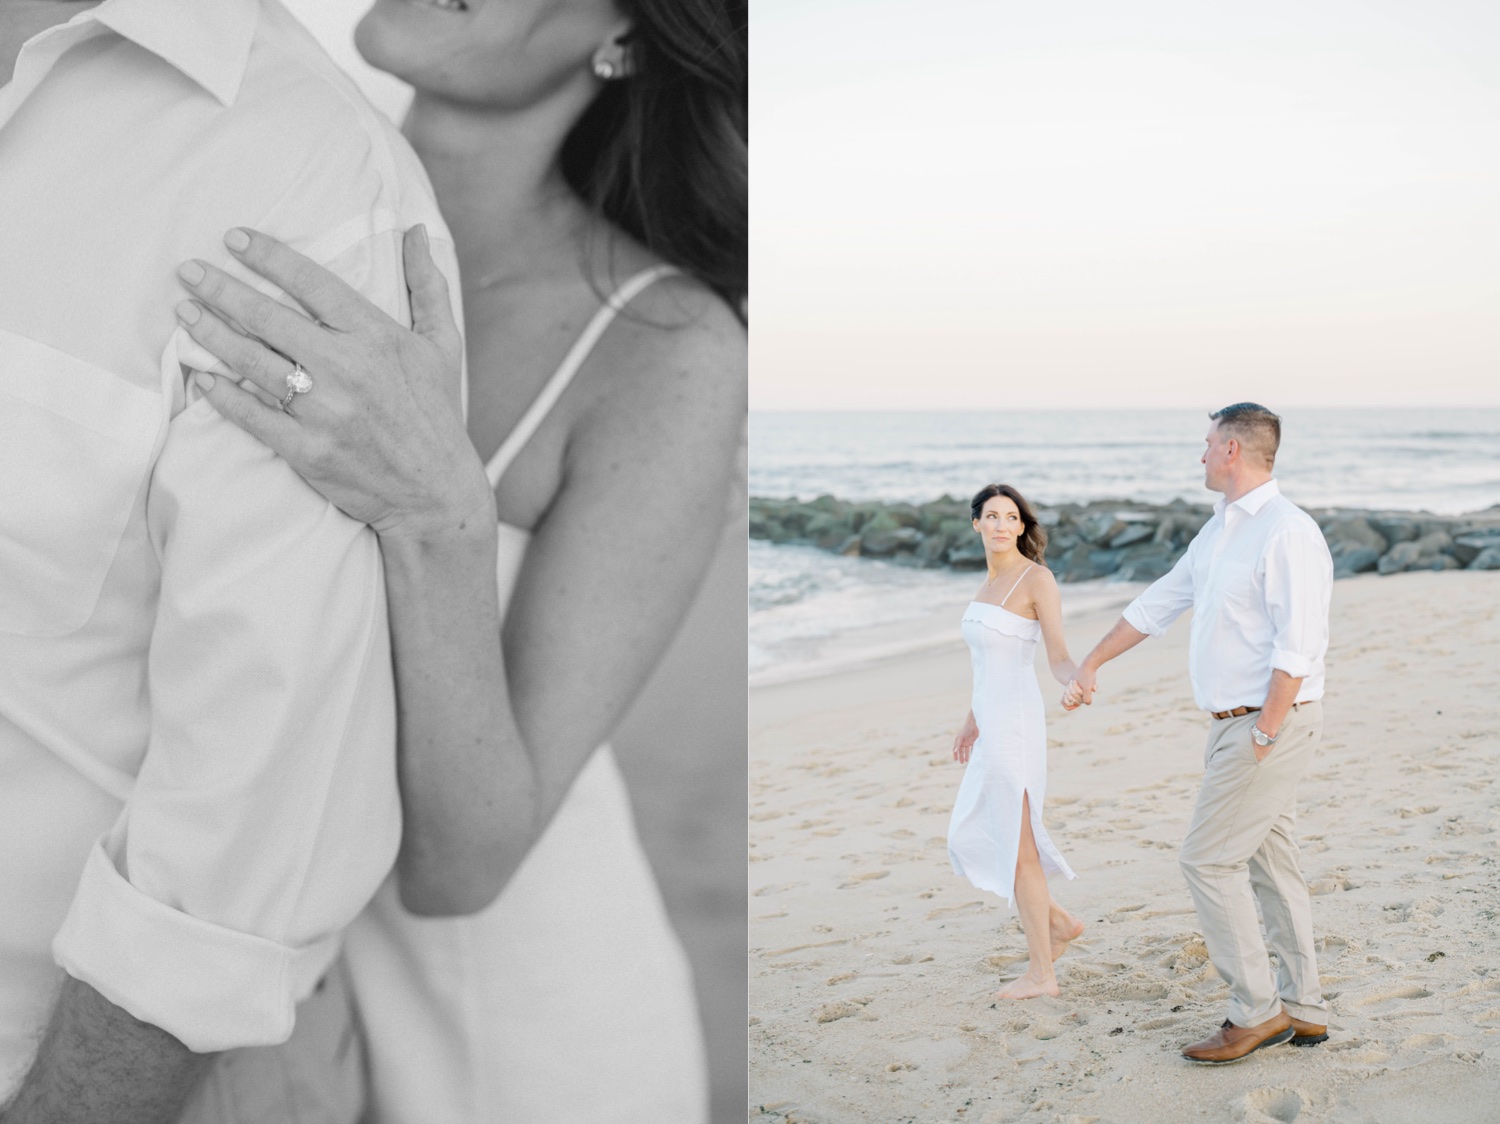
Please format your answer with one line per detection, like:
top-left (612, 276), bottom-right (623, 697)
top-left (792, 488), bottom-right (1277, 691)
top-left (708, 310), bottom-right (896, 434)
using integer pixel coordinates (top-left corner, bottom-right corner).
top-left (748, 408), bottom-right (1500, 684)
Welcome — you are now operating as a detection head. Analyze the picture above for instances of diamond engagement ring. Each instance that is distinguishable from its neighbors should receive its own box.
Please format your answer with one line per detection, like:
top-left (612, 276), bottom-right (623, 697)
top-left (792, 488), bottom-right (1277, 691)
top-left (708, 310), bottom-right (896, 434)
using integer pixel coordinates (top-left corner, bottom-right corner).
top-left (279, 362), bottom-right (313, 411)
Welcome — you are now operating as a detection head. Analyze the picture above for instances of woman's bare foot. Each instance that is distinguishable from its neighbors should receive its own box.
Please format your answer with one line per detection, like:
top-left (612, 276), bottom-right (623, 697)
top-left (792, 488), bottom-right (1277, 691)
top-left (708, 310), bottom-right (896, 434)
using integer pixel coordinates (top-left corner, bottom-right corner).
top-left (995, 972), bottom-right (1059, 1000)
top-left (1049, 910), bottom-right (1086, 962)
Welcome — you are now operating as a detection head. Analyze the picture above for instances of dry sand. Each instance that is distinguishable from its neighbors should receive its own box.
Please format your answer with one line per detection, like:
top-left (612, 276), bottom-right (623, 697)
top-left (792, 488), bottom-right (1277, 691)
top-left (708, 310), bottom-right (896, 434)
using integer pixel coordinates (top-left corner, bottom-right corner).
top-left (749, 571), bottom-right (1500, 1123)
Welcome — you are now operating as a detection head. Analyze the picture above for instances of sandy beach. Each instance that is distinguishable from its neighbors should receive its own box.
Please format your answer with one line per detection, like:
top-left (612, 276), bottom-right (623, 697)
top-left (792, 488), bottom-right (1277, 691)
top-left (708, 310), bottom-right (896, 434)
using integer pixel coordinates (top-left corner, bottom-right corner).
top-left (749, 570), bottom-right (1500, 1123)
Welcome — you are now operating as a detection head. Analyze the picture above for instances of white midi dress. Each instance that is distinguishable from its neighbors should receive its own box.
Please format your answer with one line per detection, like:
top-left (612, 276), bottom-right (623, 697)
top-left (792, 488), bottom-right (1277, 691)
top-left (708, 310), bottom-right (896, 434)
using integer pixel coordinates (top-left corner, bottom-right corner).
top-left (947, 568), bottom-right (1076, 904)
top-left (343, 266), bottom-right (708, 1124)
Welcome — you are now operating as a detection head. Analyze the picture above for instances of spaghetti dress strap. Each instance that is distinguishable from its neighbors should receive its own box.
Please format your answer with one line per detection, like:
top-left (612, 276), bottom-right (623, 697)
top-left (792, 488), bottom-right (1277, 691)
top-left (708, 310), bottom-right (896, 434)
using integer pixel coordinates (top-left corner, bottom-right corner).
top-left (483, 265), bottom-right (679, 488)
top-left (999, 564), bottom-right (1033, 608)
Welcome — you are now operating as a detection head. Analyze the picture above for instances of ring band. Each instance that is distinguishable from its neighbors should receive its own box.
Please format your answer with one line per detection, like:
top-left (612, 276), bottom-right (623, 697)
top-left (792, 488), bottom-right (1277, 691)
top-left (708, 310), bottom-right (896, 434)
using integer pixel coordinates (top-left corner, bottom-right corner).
top-left (279, 362), bottom-right (313, 412)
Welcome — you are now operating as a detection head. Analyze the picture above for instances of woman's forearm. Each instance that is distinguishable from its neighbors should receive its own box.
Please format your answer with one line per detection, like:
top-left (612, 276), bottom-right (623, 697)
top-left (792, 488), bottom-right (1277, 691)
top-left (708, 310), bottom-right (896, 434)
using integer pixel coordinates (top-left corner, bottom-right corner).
top-left (377, 520), bottom-right (541, 916)
top-left (1049, 657), bottom-right (1078, 688)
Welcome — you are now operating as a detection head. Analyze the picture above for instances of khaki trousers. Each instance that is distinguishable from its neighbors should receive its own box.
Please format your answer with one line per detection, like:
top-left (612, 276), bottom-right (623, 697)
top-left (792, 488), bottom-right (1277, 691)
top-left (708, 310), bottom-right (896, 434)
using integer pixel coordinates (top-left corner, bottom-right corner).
top-left (1179, 703), bottom-right (1328, 1028)
top-left (177, 961), bottom-right (364, 1124)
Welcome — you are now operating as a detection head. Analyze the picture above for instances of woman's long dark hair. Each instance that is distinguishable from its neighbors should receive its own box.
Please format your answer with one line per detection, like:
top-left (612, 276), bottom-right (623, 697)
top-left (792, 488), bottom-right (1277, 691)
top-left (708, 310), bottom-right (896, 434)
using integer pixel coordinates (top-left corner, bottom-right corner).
top-left (970, 484), bottom-right (1048, 565)
top-left (559, 0), bottom-right (747, 318)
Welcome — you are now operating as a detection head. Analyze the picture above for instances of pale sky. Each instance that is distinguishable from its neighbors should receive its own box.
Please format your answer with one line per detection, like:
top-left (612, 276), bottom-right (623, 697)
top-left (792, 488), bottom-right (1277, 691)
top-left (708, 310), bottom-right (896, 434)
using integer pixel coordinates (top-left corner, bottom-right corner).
top-left (753, 0), bottom-right (1500, 409)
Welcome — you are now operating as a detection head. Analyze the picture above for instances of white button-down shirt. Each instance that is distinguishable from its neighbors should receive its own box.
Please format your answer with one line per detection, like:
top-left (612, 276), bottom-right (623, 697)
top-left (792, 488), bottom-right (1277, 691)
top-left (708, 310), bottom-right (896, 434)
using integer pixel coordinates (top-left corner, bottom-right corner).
top-left (1123, 480), bottom-right (1332, 713)
top-left (0, 0), bottom-right (459, 1089)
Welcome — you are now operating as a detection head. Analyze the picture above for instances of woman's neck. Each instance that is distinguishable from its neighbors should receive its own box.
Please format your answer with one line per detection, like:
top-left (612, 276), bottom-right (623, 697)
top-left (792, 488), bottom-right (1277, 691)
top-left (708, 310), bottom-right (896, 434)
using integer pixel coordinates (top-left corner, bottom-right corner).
top-left (402, 93), bottom-right (595, 290)
top-left (986, 553), bottom-right (1029, 583)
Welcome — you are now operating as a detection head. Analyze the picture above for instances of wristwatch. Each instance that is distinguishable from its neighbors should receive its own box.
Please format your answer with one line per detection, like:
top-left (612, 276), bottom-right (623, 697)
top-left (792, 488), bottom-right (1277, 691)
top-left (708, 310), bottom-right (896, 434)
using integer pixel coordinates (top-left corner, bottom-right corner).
top-left (1251, 725), bottom-right (1277, 748)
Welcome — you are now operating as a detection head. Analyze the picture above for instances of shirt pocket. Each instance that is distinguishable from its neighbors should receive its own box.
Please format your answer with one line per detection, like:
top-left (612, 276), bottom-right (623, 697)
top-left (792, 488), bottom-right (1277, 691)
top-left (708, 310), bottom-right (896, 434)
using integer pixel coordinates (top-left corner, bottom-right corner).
top-left (0, 330), bottom-right (162, 637)
top-left (1217, 559), bottom-right (1259, 606)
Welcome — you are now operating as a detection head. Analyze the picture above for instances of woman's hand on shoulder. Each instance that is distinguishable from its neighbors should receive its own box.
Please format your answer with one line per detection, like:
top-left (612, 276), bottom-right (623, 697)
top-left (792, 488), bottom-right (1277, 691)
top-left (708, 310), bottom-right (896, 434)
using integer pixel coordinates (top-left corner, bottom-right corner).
top-left (176, 226), bottom-right (493, 542)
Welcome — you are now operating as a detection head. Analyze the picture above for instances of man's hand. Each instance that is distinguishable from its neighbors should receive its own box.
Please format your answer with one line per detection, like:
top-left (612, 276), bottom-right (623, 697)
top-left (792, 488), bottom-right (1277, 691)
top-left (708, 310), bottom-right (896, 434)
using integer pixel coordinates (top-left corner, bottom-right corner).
top-left (1063, 665), bottom-right (1098, 709)
top-left (952, 712), bottom-right (979, 764)
top-left (1251, 669), bottom-right (1305, 762)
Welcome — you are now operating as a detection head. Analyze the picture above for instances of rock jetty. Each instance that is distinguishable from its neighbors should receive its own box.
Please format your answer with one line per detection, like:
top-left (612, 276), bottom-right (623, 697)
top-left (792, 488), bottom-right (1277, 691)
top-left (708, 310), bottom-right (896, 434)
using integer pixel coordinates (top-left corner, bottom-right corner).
top-left (749, 495), bottom-right (1500, 583)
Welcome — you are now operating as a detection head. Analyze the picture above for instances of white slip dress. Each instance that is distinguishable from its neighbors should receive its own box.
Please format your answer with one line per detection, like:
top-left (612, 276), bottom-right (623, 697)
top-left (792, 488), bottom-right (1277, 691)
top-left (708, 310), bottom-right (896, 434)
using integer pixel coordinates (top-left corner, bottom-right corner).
top-left (343, 266), bottom-right (709, 1124)
top-left (947, 566), bottom-right (1076, 905)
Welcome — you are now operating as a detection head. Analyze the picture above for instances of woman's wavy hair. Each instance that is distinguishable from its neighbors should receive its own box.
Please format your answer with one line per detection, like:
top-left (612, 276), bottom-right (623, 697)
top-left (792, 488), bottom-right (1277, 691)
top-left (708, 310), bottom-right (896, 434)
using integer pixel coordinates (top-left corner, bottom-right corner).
top-left (560, 0), bottom-right (747, 319)
top-left (970, 483), bottom-right (1048, 565)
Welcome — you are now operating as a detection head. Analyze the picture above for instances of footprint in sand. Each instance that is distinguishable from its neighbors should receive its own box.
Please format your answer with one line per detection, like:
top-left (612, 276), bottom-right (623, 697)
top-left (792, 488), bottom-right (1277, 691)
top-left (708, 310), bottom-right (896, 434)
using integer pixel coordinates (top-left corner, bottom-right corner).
top-left (752, 881), bottom-right (807, 897)
top-left (926, 901), bottom-right (986, 921)
top-left (1241, 1086), bottom-right (1310, 1124)
top-left (813, 998), bottom-right (869, 1024)
top-left (1351, 985), bottom-right (1432, 1008)
top-left (838, 870), bottom-right (890, 889)
top-left (1138, 1015), bottom-right (1188, 1031)
top-left (1400, 1032), bottom-right (1458, 1051)
top-left (1315, 934), bottom-right (1355, 958)
top-left (1307, 876), bottom-right (1355, 895)
top-left (1452, 979), bottom-right (1500, 999)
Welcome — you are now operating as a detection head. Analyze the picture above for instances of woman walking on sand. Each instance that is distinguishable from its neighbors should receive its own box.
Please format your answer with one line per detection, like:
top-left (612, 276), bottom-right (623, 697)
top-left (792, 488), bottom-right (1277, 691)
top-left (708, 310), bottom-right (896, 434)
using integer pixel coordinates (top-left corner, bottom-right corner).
top-left (949, 483), bottom-right (1085, 999)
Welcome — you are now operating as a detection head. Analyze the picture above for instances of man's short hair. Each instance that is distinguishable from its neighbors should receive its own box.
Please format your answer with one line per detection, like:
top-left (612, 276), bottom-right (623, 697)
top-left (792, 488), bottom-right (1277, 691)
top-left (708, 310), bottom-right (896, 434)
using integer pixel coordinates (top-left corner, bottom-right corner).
top-left (1210, 402), bottom-right (1281, 469)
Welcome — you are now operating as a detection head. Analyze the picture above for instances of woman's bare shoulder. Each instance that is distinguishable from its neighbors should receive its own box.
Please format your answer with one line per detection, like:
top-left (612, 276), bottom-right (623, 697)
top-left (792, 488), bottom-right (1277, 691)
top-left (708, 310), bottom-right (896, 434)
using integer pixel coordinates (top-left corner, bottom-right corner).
top-left (575, 268), bottom-right (746, 430)
top-left (1029, 564), bottom-right (1061, 595)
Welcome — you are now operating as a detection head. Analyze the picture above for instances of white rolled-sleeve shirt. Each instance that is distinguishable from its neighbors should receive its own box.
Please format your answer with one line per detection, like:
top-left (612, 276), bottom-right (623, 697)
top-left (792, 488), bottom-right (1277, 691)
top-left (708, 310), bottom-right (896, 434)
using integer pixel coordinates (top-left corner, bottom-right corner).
top-left (0, 0), bottom-right (461, 1091)
top-left (1122, 480), bottom-right (1333, 714)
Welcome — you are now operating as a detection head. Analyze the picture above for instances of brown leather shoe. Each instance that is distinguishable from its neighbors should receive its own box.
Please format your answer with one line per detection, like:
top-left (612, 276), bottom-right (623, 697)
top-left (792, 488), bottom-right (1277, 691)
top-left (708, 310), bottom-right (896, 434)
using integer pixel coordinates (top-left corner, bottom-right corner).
top-left (1285, 1012), bottom-right (1328, 1046)
top-left (1180, 1013), bottom-right (1294, 1064)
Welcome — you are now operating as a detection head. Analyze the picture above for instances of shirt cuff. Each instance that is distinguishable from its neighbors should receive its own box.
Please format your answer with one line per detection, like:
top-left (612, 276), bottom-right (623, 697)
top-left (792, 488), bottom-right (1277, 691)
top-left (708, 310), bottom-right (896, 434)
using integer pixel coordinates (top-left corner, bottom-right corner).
top-left (1123, 600), bottom-right (1167, 638)
top-left (51, 840), bottom-right (339, 1053)
top-left (1270, 648), bottom-right (1314, 679)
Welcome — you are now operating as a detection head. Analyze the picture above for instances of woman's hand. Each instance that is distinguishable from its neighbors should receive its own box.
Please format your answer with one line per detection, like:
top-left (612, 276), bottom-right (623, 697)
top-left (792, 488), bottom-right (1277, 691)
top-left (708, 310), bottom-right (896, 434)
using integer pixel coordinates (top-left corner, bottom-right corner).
top-left (953, 711), bottom-right (979, 764)
top-left (175, 226), bottom-right (494, 542)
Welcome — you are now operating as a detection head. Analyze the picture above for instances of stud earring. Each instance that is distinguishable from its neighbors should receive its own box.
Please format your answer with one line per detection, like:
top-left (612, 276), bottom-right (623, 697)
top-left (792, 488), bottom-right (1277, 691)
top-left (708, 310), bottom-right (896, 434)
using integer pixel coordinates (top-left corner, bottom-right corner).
top-left (593, 58), bottom-right (615, 80)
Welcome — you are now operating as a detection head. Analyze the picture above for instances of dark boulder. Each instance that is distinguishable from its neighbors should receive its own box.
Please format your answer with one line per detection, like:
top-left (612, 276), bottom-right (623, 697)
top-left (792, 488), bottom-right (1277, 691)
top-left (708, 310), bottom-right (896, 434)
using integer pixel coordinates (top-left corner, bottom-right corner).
top-left (1108, 522), bottom-right (1157, 550)
top-left (1469, 546), bottom-right (1500, 570)
top-left (860, 526), bottom-right (922, 558)
top-left (1453, 532), bottom-right (1500, 566)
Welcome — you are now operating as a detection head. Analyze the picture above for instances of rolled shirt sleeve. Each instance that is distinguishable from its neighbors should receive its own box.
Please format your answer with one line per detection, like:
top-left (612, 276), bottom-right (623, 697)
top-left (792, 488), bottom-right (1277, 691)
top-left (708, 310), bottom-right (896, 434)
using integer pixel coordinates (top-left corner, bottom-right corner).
top-left (1262, 527), bottom-right (1332, 681)
top-left (50, 232), bottom-right (427, 1053)
top-left (1122, 536), bottom-right (1198, 637)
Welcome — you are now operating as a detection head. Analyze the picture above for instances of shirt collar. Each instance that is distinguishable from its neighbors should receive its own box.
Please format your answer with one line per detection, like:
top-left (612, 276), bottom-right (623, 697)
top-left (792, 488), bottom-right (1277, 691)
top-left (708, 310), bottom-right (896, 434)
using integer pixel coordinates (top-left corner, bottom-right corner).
top-left (1214, 478), bottom-right (1281, 518)
top-left (89, 0), bottom-right (258, 107)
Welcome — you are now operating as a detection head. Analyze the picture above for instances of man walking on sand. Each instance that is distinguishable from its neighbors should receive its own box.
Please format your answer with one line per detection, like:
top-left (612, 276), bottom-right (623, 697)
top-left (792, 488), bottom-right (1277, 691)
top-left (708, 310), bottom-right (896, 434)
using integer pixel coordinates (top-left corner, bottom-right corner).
top-left (1064, 403), bottom-right (1333, 1064)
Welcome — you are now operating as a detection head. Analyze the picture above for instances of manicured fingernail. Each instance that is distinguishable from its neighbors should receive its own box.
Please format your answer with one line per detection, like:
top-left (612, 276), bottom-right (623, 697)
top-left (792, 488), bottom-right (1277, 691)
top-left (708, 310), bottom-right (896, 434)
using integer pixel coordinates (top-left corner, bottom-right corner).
top-left (178, 260), bottom-right (206, 285)
top-left (176, 300), bottom-right (200, 324)
top-left (194, 372), bottom-right (214, 391)
top-left (224, 228), bottom-right (250, 252)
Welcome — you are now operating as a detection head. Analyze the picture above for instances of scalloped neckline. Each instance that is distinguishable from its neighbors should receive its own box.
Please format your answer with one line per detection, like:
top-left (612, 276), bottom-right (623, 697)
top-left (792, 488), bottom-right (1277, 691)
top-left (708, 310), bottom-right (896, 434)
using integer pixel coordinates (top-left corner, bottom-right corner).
top-left (966, 600), bottom-right (1040, 625)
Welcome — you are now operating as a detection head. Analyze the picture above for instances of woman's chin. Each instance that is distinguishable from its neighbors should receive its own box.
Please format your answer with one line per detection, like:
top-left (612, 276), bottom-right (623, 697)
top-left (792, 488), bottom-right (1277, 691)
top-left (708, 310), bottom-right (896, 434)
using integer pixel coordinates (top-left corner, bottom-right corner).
top-left (354, 1), bottom-right (456, 85)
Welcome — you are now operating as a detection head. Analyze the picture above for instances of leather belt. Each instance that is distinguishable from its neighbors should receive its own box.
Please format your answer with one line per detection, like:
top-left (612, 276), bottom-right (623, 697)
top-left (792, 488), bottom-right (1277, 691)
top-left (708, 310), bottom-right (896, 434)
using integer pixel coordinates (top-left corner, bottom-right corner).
top-left (1211, 706), bottom-right (1260, 720)
top-left (1210, 702), bottom-right (1306, 721)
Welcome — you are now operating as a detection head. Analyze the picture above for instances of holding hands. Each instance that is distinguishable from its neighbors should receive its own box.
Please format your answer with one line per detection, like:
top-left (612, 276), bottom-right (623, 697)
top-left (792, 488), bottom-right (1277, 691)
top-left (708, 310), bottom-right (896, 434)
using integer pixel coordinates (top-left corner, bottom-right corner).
top-left (1061, 664), bottom-right (1098, 710)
